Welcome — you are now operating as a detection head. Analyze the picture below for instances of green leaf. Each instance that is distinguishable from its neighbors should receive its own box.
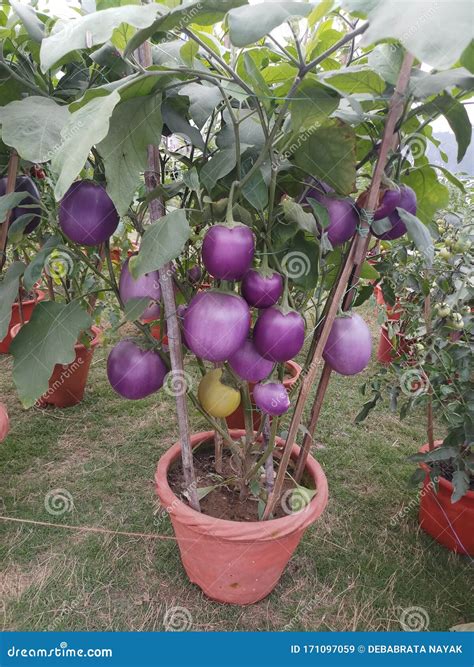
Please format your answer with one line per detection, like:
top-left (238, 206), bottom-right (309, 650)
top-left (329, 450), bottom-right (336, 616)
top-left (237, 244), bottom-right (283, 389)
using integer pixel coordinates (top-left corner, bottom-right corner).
top-left (23, 236), bottom-right (62, 291)
top-left (293, 123), bottom-right (356, 195)
top-left (451, 470), bottom-right (470, 503)
top-left (10, 301), bottom-right (92, 408)
top-left (353, 284), bottom-right (375, 307)
top-left (0, 96), bottom-right (70, 164)
top-left (308, 0), bottom-right (334, 27)
top-left (423, 94), bottom-right (471, 162)
top-left (0, 261), bottom-right (25, 341)
top-left (98, 94), bottom-right (163, 216)
top-left (7, 214), bottom-right (36, 242)
top-left (359, 260), bottom-right (379, 280)
top-left (409, 68), bottom-right (474, 99)
top-left (290, 79), bottom-right (340, 130)
top-left (178, 82), bottom-right (222, 129)
top-left (200, 149), bottom-right (237, 192)
top-left (368, 44), bottom-right (404, 86)
top-left (130, 209), bottom-right (190, 278)
top-left (228, 1), bottom-right (312, 47)
top-left (0, 192), bottom-right (29, 220)
top-left (162, 98), bottom-right (205, 151)
top-left (123, 297), bottom-right (152, 322)
top-left (460, 40), bottom-right (474, 73)
top-left (241, 168), bottom-right (268, 212)
top-left (321, 66), bottom-right (386, 95)
top-left (11, 0), bottom-right (45, 42)
top-left (196, 485), bottom-right (217, 501)
top-left (281, 199), bottom-right (318, 236)
top-left (52, 90), bottom-right (121, 201)
top-left (216, 108), bottom-right (265, 152)
top-left (402, 166), bottom-right (449, 226)
top-left (40, 3), bottom-right (161, 72)
top-left (344, 0), bottom-right (474, 69)
top-left (396, 209), bottom-right (434, 268)
top-left (125, 0), bottom-right (247, 57)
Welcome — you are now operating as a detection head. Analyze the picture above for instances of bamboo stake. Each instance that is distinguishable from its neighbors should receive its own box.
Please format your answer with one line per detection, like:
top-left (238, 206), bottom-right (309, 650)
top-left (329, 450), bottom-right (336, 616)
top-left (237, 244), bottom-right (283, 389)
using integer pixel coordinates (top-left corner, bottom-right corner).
top-left (265, 52), bottom-right (415, 516)
top-left (424, 293), bottom-right (435, 451)
top-left (137, 45), bottom-right (200, 512)
top-left (0, 151), bottom-right (19, 273)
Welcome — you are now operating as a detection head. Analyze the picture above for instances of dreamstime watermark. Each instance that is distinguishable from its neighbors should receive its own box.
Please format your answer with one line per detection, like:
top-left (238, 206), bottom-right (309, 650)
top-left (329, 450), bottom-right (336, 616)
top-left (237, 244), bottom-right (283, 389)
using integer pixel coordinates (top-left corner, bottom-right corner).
top-left (163, 370), bottom-right (193, 397)
top-left (272, 122), bottom-right (319, 170)
top-left (35, 358), bottom-right (85, 407)
top-left (400, 367), bottom-right (430, 397)
top-left (280, 486), bottom-right (312, 516)
top-left (44, 489), bottom-right (74, 516)
top-left (389, 477), bottom-right (437, 527)
top-left (47, 598), bottom-right (81, 631)
top-left (164, 2), bottom-right (203, 41)
top-left (399, 606), bottom-right (430, 631)
top-left (402, 133), bottom-right (427, 160)
top-left (154, 481), bottom-right (197, 528)
top-left (45, 250), bottom-right (74, 283)
top-left (44, 118), bottom-right (85, 163)
top-left (282, 251), bottom-right (311, 279)
top-left (163, 605), bottom-right (193, 631)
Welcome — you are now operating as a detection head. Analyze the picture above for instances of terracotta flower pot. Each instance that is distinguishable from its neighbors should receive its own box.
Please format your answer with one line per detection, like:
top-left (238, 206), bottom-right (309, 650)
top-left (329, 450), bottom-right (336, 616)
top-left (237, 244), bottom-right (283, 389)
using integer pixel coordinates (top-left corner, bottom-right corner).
top-left (38, 326), bottom-right (102, 408)
top-left (225, 361), bottom-right (302, 430)
top-left (374, 283), bottom-right (385, 306)
top-left (142, 320), bottom-right (168, 346)
top-left (155, 430), bottom-right (328, 605)
top-left (418, 442), bottom-right (474, 556)
top-left (0, 290), bottom-right (46, 354)
top-left (377, 325), bottom-right (409, 364)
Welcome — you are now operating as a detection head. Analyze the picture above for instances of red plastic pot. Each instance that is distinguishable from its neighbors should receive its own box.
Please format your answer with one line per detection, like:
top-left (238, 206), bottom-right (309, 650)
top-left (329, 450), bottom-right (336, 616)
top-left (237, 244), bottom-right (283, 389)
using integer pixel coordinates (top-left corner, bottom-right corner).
top-left (38, 326), bottom-right (102, 408)
top-left (377, 325), bottom-right (410, 364)
top-left (418, 442), bottom-right (474, 556)
top-left (155, 430), bottom-right (328, 605)
top-left (0, 290), bottom-right (46, 354)
top-left (142, 320), bottom-right (169, 346)
top-left (225, 360), bottom-right (301, 430)
top-left (374, 284), bottom-right (385, 306)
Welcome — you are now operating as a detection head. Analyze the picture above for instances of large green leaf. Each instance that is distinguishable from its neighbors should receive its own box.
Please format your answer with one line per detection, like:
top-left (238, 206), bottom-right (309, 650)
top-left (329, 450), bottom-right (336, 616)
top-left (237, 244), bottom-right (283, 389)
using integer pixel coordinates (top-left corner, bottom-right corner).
top-left (52, 90), bottom-right (121, 200)
top-left (200, 149), bottom-right (237, 192)
top-left (216, 108), bottom-right (265, 152)
top-left (277, 230), bottom-right (319, 291)
top-left (343, 0), bottom-right (474, 69)
top-left (228, 2), bottom-right (311, 47)
top-left (293, 122), bottom-right (356, 195)
top-left (11, 0), bottom-right (45, 42)
top-left (397, 209), bottom-right (434, 268)
top-left (129, 209), bottom-right (191, 278)
top-left (409, 68), bottom-right (474, 99)
top-left (125, 0), bottom-right (247, 57)
top-left (290, 79), bottom-right (340, 130)
top-left (162, 98), bottom-right (205, 151)
top-left (98, 94), bottom-right (163, 216)
top-left (178, 82), bottom-right (223, 129)
top-left (0, 96), bottom-right (70, 164)
top-left (40, 3), bottom-right (161, 72)
top-left (419, 94), bottom-right (472, 162)
top-left (0, 192), bottom-right (29, 220)
top-left (0, 261), bottom-right (25, 341)
top-left (368, 44), bottom-right (404, 85)
top-left (282, 199), bottom-right (318, 236)
top-left (321, 66), bottom-right (386, 95)
top-left (11, 301), bottom-right (92, 408)
top-left (402, 166), bottom-right (449, 226)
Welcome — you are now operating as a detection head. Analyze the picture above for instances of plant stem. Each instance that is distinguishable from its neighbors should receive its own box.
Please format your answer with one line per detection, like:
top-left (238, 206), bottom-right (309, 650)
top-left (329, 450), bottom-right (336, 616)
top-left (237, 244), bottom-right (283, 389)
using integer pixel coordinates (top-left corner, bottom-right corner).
top-left (0, 151), bottom-right (19, 273)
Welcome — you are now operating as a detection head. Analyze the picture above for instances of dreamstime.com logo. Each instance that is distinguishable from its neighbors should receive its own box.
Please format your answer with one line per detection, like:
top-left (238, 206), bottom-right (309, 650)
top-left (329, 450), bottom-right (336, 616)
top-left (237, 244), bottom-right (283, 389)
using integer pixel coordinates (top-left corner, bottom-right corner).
top-left (45, 250), bottom-right (74, 283)
top-left (280, 487), bottom-right (312, 515)
top-left (163, 605), bottom-right (193, 631)
top-left (44, 488), bottom-right (74, 516)
top-left (399, 606), bottom-right (430, 631)
top-left (35, 358), bottom-right (85, 407)
top-left (389, 477), bottom-right (437, 527)
top-left (164, 370), bottom-right (193, 397)
top-left (282, 251), bottom-right (311, 279)
top-left (7, 643), bottom-right (112, 659)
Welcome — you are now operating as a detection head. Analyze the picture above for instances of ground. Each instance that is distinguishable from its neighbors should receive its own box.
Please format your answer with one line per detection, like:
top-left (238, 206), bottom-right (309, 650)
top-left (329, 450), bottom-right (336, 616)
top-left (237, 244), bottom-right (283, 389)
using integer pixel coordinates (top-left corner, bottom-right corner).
top-left (0, 303), bottom-right (472, 632)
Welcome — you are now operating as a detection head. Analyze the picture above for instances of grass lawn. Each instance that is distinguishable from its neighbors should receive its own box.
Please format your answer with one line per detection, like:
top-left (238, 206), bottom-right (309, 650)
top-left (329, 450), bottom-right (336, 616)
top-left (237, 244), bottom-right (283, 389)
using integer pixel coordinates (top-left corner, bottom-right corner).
top-left (0, 304), bottom-right (472, 632)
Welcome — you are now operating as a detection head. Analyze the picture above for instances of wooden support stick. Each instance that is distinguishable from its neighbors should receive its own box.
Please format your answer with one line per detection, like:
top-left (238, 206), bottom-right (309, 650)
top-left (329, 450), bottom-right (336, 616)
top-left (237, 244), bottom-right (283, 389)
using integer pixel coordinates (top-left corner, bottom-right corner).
top-left (265, 52), bottom-right (415, 514)
top-left (138, 46), bottom-right (200, 512)
top-left (0, 151), bottom-right (19, 273)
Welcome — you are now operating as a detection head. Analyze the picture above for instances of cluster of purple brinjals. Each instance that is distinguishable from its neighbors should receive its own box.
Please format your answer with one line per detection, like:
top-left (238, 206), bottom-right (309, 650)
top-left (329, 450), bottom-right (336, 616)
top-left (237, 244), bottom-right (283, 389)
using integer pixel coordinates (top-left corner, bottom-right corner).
top-left (21, 178), bottom-right (416, 412)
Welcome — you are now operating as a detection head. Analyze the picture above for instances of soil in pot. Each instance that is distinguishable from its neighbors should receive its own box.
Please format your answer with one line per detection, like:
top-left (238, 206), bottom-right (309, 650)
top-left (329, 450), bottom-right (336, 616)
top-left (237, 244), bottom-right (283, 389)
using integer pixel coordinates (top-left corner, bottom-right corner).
top-left (168, 442), bottom-right (313, 522)
top-left (418, 442), bottom-right (474, 556)
top-left (155, 430), bottom-right (328, 605)
top-left (0, 289), bottom-right (46, 354)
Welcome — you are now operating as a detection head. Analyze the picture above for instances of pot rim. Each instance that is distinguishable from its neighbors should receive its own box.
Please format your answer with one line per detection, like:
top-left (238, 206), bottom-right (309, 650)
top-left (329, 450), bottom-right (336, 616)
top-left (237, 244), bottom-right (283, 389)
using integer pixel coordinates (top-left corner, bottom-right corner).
top-left (12, 288), bottom-right (46, 308)
top-left (76, 325), bottom-right (102, 352)
top-left (155, 430), bottom-right (329, 541)
top-left (283, 359), bottom-right (301, 386)
top-left (419, 441), bottom-right (474, 499)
